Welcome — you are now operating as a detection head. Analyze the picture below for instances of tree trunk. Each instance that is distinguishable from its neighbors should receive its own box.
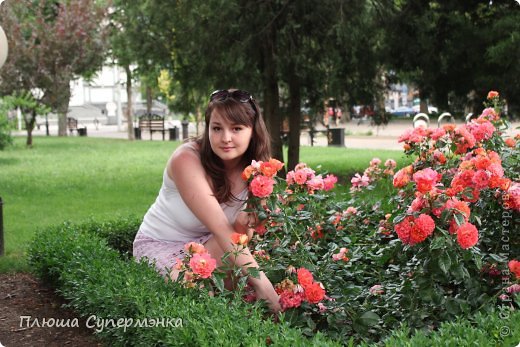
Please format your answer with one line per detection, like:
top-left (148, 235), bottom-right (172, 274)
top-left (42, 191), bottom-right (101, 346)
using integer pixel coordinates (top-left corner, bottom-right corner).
top-left (287, 65), bottom-right (301, 171)
top-left (24, 110), bottom-right (36, 147)
top-left (260, 24), bottom-right (283, 164)
top-left (419, 89), bottom-right (428, 114)
top-left (146, 85), bottom-right (152, 114)
top-left (124, 65), bottom-right (135, 140)
top-left (57, 85), bottom-right (71, 136)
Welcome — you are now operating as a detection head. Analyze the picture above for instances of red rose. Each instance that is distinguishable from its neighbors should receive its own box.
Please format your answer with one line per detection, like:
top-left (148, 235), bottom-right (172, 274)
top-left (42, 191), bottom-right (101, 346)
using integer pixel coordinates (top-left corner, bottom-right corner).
top-left (296, 268), bottom-right (314, 288)
top-left (456, 223), bottom-right (479, 249)
top-left (304, 282), bottom-right (326, 304)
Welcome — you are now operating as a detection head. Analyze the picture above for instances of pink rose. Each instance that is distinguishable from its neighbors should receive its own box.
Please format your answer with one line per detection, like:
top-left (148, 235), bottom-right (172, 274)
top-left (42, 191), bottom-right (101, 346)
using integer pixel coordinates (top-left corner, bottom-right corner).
top-left (250, 175), bottom-right (275, 198)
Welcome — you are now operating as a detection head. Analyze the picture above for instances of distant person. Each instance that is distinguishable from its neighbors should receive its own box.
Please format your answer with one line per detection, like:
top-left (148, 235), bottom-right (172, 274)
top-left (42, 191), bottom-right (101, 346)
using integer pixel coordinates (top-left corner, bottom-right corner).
top-left (133, 89), bottom-right (281, 312)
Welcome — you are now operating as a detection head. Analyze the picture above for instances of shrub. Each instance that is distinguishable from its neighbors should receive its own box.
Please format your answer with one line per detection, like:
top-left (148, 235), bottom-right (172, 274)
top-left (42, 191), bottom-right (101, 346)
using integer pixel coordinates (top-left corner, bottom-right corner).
top-left (235, 92), bottom-right (520, 343)
top-left (0, 109), bottom-right (13, 150)
top-left (363, 307), bottom-right (520, 347)
top-left (28, 219), bottom-right (339, 346)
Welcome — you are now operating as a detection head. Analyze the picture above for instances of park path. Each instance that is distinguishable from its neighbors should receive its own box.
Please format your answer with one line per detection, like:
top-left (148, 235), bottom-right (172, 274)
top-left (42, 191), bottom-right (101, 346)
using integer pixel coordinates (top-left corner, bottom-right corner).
top-left (16, 118), bottom-right (520, 151)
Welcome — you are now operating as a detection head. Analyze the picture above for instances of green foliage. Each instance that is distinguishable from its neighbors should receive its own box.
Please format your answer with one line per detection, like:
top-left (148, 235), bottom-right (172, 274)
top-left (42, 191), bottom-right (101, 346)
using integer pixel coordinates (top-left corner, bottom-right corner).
top-left (238, 96), bottom-right (519, 343)
top-left (0, 0), bottom-right (109, 135)
top-left (0, 107), bottom-right (13, 150)
top-left (363, 307), bottom-right (520, 347)
top-left (0, 91), bottom-right (51, 146)
top-left (28, 219), bottom-right (339, 346)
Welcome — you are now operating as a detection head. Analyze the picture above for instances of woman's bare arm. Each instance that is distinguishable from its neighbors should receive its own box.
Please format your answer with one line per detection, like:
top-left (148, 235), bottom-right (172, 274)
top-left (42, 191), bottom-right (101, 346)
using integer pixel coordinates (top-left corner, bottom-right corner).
top-left (168, 146), bottom-right (280, 311)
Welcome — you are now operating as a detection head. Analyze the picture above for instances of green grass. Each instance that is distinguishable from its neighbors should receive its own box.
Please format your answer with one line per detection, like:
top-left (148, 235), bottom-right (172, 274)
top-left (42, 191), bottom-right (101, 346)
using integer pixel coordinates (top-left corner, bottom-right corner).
top-left (0, 136), bottom-right (404, 272)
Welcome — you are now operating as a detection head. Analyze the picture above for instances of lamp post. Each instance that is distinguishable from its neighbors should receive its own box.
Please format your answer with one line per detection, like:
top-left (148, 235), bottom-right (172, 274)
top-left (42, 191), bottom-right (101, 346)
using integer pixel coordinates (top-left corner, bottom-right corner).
top-left (0, 25), bottom-right (7, 68)
top-left (0, 24), bottom-right (8, 256)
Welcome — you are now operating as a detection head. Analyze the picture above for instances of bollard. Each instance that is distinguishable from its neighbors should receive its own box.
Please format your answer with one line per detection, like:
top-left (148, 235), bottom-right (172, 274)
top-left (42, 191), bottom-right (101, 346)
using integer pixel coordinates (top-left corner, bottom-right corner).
top-left (465, 113), bottom-right (477, 123)
top-left (413, 113), bottom-right (430, 129)
top-left (0, 197), bottom-right (4, 256)
top-left (437, 112), bottom-right (453, 128)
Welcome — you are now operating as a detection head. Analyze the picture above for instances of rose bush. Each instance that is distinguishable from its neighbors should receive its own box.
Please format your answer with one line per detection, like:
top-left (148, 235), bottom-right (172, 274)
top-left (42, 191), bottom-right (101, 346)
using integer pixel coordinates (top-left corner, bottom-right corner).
top-left (173, 92), bottom-right (518, 343)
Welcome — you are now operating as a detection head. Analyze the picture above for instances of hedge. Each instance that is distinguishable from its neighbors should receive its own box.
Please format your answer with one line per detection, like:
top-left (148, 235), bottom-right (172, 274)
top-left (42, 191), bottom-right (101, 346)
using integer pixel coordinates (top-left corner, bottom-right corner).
top-left (27, 218), bottom-right (338, 346)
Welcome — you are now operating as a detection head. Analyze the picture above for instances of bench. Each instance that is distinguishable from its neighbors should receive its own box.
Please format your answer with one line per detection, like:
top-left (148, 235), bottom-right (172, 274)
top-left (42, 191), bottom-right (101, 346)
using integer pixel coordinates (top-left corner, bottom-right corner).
top-left (138, 114), bottom-right (165, 140)
top-left (67, 117), bottom-right (87, 136)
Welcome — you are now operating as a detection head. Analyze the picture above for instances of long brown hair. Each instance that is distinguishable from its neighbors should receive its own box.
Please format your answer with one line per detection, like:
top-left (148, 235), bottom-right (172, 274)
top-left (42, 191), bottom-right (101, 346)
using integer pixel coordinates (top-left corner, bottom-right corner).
top-left (196, 90), bottom-right (271, 203)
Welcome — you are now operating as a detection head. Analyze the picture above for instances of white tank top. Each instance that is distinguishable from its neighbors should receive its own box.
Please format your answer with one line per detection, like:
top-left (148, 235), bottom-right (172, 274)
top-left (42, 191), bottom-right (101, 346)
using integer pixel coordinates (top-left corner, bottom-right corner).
top-left (139, 168), bottom-right (248, 242)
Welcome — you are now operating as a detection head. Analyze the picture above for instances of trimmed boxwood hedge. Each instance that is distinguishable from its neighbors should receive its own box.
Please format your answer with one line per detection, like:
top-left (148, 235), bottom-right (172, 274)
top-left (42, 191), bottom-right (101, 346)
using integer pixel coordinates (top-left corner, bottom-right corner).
top-left (27, 217), bottom-right (519, 346)
top-left (27, 218), bottom-right (338, 346)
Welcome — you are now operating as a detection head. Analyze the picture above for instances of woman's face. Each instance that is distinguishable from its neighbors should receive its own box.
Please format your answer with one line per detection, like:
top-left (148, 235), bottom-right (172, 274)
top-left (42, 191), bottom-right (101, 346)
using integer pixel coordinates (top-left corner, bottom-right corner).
top-left (208, 109), bottom-right (253, 166)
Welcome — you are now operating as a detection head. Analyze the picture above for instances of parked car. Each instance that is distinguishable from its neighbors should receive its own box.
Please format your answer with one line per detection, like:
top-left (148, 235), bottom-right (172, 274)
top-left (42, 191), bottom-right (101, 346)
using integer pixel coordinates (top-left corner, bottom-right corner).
top-left (390, 106), bottom-right (415, 118)
top-left (412, 105), bottom-right (438, 114)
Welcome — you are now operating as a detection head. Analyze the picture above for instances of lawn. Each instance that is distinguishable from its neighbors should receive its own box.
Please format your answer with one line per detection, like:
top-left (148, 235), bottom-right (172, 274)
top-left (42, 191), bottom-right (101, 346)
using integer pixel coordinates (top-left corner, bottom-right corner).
top-left (0, 136), bottom-right (404, 272)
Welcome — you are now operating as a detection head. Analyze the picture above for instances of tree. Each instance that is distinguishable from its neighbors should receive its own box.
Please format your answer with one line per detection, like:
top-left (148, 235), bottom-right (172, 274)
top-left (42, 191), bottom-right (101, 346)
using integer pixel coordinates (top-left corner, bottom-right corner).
top-left (381, 0), bottom-right (520, 117)
top-left (0, 0), bottom-right (108, 136)
top-left (162, 0), bottom-right (380, 168)
top-left (0, 91), bottom-right (50, 146)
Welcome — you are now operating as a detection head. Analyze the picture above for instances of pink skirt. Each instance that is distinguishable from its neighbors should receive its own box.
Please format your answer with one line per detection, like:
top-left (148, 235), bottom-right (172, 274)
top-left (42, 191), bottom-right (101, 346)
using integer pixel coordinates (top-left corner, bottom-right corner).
top-left (133, 231), bottom-right (213, 276)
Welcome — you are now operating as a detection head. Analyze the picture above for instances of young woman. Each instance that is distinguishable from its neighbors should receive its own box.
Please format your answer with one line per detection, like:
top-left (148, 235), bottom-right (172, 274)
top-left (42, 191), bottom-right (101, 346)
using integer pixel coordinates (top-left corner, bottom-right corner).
top-left (133, 89), bottom-right (281, 312)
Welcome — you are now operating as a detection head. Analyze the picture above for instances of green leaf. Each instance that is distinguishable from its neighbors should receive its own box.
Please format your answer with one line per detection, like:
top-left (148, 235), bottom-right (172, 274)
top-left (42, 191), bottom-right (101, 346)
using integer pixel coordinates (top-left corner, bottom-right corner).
top-left (393, 214), bottom-right (406, 224)
top-left (453, 213), bottom-right (465, 226)
top-left (357, 311), bottom-right (380, 327)
top-left (247, 267), bottom-right (260, 279)
top-left (430, 236), bottom-right (445, 250)
top-left (212, 272), bottom-right (225, 293)
top-left (438, 252), bottom-right (452, 274)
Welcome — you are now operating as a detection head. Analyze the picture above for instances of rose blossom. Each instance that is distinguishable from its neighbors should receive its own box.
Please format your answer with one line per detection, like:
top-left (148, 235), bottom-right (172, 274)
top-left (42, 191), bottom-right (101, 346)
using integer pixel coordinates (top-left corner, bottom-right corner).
top-left (385, 159), bottom-right (397, 168)
top-left (506, 284), bottom-right (520, 294)
top-left (250, 175), bottom-right (275, 198)
top-left (230, 232), bottom-right (248, 245)
top-left (306, 175), bottom-right (325, 192)
top-left (370, 157), bottom-right (382, 166)
top-left (393, 166), bottom-right (413, 188)
top-left (332, 247), bottom-right (349, 262)
top-left (351, 173), bottom-right (370, 188)
top-left (430, 128), bottom-right (446, 141)
top-left (456, 222), bottom-right (479, 249)
top-left (395, 214), bottom-right (435, 245)
top-left (297, 268), bottom-right (314, 287)
top-left (413, 168), bottom-right (441, 193)
top-left (503, 183), bottom-right (520, 211)
top-left (487, 90), bottom-right (499, 99)
top-left (304, 282), bottom-right (326, 304)
top-left (189, 253), bottom-right (217, 278)
top-left (504, 138), bottom-right (516, 148)
top-left (184, 242), bottom-right (207, 254)
top-left (279, 290), bottom-right (304, 311)
top-left (472, 170), bottom-right (490, 189)
top-left (369, 284), bottom-right (384, 295)
top-left (509, 260), bottom-right (520, 278)
top-left (323, 174), bottom-right (338, 191)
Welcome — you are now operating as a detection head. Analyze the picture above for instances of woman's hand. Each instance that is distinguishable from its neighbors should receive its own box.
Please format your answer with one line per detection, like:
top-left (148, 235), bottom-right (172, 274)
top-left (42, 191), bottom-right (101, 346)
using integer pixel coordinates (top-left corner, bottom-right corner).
top-left (249, 271), bottom-right (281, 313)
top-left (234, 211), bottom-right (255, 241)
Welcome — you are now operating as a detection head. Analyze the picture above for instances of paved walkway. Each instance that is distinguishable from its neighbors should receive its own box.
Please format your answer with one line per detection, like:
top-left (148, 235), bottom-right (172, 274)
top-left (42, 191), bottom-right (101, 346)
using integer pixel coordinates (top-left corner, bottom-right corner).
top-left (14, 119), bottom-right (519, 151)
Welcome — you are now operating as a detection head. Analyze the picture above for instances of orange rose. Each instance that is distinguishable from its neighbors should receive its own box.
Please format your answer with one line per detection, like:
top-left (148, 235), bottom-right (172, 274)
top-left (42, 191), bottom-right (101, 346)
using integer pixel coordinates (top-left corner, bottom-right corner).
top-left (230, 232), bottom-right (248, 245)
top-left (505, 138), bottom-right (516, 148)
top-left (487, 90), bottom-right (499, 99)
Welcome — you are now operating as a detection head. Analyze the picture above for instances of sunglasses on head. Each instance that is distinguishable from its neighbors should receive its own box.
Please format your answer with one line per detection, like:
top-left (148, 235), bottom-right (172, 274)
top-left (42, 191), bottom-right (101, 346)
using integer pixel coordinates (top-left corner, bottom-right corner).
top-left (209, 89), bottom-right (258, 114)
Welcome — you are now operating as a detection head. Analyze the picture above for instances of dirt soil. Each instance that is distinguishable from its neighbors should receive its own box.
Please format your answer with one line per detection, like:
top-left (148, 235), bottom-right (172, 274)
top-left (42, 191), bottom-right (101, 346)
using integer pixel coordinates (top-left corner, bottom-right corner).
top-left (0, 272), bottom-right (101, 347)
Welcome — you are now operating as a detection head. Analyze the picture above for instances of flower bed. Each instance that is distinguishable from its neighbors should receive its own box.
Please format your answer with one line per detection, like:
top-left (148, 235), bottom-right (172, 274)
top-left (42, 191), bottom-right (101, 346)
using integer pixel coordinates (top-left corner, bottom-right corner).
top-left (181, 91), bottom-right (519, 342)
top-left (27, 213), bottom-right (519, 345)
